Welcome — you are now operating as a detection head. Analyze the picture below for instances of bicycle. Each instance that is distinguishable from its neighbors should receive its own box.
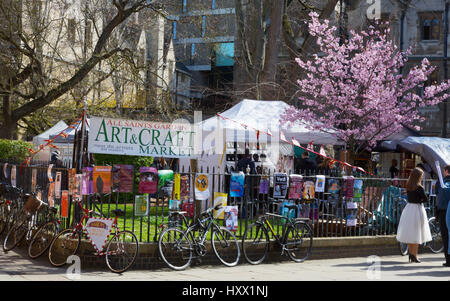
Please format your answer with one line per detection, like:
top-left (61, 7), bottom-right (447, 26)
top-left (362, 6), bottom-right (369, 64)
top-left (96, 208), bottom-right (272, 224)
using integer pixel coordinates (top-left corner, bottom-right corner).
top-left (399, 206), bottom-right (443, 255)
top-left (3, 190), bottom-right (46, 252)
top-left (241, 203), bottom-right (313, 264)
top-left (158, 203), bottom-right (240, 271)
top-left (27, 206), bottom-right (60, 259)
top-left (48, 199), bottom-right (139, 273)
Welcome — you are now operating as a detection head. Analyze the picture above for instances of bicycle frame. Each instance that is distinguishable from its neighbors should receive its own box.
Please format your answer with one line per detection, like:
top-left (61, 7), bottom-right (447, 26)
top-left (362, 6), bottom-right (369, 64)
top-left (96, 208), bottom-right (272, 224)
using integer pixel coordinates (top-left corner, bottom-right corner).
top-left (258, 213), bottom-right (295, 242)
top-left (70, 201), bottom-right (120, 256)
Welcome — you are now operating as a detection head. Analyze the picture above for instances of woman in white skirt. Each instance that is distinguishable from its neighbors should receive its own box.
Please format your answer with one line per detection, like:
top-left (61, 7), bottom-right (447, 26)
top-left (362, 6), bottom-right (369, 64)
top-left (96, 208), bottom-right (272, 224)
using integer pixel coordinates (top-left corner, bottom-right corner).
top-left (396, 167), bottom-right (432, 263)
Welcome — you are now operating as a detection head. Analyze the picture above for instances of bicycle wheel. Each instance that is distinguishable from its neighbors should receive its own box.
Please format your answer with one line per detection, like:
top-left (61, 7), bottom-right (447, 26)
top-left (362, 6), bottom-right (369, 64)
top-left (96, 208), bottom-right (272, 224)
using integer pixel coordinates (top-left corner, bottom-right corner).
top-left (3, 213), bottom-right (28, 252)
top-left (399, 242), bottom-right (409, 256)
top-left (28, 221), bottom-right (58, 259)
top-left (0, 203), bottom-right (8, 235)
top-left (105, 230), bottom-right (139, 273)
top-left (212, 226), bottom-right (240, 267)
top-left (48, 228), bottom-right (81, 267)
top-left (158, 227), bottom-right (192, 271)
top-left (242, 222), bottom-right (269, 265)
top-left (428, 217), bottom-right (443, 254)
top-left (285, 221), bottom-right (313, 263)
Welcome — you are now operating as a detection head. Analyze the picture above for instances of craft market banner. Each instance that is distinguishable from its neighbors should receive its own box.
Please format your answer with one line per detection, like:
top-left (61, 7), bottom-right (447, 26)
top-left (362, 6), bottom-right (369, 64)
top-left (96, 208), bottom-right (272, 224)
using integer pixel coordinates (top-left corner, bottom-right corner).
top-left (88, 116), bottom-right (195, 158)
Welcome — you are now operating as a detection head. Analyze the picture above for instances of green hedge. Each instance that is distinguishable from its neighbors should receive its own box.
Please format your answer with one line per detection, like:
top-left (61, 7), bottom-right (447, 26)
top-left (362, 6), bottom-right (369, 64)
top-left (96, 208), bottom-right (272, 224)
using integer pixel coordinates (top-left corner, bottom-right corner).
top-left (93, 154), bottom-right (154, 169)
top-left (0, 139), bottom-right (33, 161)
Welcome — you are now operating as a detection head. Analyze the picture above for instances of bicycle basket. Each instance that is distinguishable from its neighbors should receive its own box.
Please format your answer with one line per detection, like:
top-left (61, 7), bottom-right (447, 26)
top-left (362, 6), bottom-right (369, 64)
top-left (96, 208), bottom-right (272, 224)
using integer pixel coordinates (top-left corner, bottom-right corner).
top-left (22, 194), bottom-right (46, 214)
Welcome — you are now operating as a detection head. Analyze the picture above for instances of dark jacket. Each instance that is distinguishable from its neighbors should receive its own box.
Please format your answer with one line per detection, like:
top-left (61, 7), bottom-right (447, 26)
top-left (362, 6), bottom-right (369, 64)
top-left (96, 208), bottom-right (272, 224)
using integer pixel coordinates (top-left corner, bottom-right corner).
top-left (436, 176), bottom-right (450, 210)
top-left (295, 158), bottom-right (318, 174)
top-left (236, 157), bottom-right (256, 174)
top-left (407, 186), bottom-right (428, 204)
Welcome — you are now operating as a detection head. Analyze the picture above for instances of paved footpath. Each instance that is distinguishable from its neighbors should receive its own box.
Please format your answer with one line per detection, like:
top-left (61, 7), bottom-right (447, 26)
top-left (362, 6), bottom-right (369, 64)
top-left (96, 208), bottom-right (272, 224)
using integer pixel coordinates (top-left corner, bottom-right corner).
top-left (0, 247), bottom-right (449, 281)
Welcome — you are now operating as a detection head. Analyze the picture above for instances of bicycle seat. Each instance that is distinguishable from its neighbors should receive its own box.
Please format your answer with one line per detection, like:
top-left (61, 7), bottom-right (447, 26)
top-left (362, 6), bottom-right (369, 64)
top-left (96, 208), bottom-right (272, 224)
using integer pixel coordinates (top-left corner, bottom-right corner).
top-left (111, 209), bottom-right (125, 217)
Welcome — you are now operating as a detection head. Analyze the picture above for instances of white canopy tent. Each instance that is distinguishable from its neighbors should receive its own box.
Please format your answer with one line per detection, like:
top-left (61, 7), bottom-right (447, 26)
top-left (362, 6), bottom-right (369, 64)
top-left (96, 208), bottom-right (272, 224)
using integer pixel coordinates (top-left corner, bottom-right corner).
top-left (199, 99), bottom-right (343, 146)
top-left (180, 99), bottom-right (343, 176)
top-left (32, 120), bottom-right (69, 146)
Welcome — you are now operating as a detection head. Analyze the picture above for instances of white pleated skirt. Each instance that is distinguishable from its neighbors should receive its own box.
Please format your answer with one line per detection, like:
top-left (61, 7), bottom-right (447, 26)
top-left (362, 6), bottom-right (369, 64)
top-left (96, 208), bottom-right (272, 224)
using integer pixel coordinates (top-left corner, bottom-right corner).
top-left (396, 203), bottom-right (432, 244)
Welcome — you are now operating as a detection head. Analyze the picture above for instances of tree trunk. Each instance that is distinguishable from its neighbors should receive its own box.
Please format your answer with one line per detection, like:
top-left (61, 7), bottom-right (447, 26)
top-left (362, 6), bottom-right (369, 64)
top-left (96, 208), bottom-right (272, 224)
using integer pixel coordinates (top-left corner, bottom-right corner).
top-left (1, 94), bottom-right (17, 139)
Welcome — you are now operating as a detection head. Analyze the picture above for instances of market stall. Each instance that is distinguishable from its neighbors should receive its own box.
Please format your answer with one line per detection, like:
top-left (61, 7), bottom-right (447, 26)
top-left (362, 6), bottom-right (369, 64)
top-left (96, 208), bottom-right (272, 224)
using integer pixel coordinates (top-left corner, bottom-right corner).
top-left (180, 99), bottom-right (344, 175)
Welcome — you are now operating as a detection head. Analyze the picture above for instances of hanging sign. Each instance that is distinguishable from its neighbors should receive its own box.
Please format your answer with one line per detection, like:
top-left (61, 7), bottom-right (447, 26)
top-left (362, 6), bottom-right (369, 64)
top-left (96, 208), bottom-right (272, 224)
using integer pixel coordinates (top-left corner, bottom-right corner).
top-left (93, 166), bottom-right (112, 194)
top-left (88, 116), bottom-right (195, 158)
top-left (112, 164), bottom-right (134, 193)
top-left (85, 217), bottom-right (114, 253)
top-left (259, 177), bottom-right (269, 195)
top-left (315, 175), bottom-right (326, 193)
top-left (224, 206), bottom-right (238, 232)
top-left (213, 192), bottom-right (228, 219)
top-left (273, 173), bottom-right (288, 199)
top-left (68, 168), bottom-right (76, 195)
top-left (288, 175), bottom-right (303, 199)
top-left (82, 167), bottom-right (94, 195)
top-left (11, 165), bottom-right (16, 187)
top-left (135, 194), bottom-right (149, 216)
top-left (61, 190), bottom-right (69, 218)
top-left (194, 174), bottom-right (210, 201)
top-left (230, 172), bottom-right (245, 198)
top-left (31, 168), bottom-right (37, 193)
top-left (353, 179), bottom-right (363, 202)
top-left (158, 170), bottom-right (174, 198)
top-left (55, 172), bottom-right (62, 199)
top-left (303, 180), bottom-right (315, 200)
top-left (139, 167), bottom-right (158, 194)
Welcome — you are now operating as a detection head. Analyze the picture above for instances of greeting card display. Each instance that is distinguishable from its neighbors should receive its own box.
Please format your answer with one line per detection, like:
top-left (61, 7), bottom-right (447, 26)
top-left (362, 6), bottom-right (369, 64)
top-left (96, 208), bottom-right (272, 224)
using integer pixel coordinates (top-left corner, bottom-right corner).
top-left (259, 177), bottom-right (269, 194)
top-left (352, 179), bottom-right (363, 202)
top-left (139, 167), bottom-right (158, 194)
top-left (74, 174), bottom-right (82, 199)
top-left (288, 175), bottom-right (303, 199)
top-left (303, 180), bottom-right (315, 200)
top-left (93, 166), bottom-right (112, 194)
top-left (158, 170), bottom-right (174, 197)
top-left (224, 206), bottom-right (238, 232)
top-left (315, 175), bottom-right (326, 193)
top-left (230, 172), bottom-right (245, 198)
top-left (273, 173), bottom-right (288, 199)
top-left (194, 174), bottom-right (210, 201)
top-left (82, 167), bottom-right (94, 195)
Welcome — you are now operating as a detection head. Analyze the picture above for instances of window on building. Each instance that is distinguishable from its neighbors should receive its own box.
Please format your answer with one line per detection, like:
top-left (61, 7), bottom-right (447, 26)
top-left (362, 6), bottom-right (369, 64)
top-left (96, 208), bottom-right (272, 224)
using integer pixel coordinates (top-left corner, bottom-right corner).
top-left (202, 16), bottom-right (206, 38)
top-left (182, 0), bottom-right (187, 13)
top-left (172, 21), bottom-right (177, 40)
top-left (420, 12), bottom-right (442, 41)
top-left (191, 44), bottom-right (196, 64)
top-left (67, 18), bottom-right (76, 43)
top-left (212, 0), bottom-right (216, 9)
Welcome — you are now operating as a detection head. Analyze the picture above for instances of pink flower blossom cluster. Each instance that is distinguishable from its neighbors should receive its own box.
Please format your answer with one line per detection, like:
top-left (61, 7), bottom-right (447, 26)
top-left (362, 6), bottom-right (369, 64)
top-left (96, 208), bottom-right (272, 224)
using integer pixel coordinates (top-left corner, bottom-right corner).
top-left (282, 12), bottom-right (450, 149)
